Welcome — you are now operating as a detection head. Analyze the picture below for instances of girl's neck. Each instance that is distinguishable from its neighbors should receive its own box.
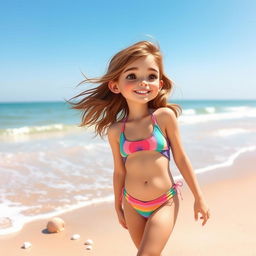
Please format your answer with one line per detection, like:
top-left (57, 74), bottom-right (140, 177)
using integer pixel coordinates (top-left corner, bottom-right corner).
top-left (126, 102), bottom-right (153, 122)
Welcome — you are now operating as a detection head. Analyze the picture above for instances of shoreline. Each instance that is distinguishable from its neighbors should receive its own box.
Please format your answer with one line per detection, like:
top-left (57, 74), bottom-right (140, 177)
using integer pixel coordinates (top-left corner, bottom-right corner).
top-left (1, 146), bottom-right (255, 237)
top-left (0, 150), bottom-right (256, 255)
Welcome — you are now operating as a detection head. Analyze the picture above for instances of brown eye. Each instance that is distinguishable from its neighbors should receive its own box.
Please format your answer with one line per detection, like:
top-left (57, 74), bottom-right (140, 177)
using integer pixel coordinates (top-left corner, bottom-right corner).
top-left (149, 74), bottom-right (158, 80)
top-left (126, 74), bottom-right (136, 80)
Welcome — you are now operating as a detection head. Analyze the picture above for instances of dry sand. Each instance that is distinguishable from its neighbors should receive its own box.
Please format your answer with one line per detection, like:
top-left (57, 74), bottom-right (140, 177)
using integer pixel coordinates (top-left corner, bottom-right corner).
top-left (0, 150), bottom-right (255, 256)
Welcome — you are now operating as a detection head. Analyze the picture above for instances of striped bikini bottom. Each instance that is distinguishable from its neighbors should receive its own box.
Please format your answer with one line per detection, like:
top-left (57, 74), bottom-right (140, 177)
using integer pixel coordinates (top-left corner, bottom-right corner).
top-left (122, 181), bottom-right (183, 219)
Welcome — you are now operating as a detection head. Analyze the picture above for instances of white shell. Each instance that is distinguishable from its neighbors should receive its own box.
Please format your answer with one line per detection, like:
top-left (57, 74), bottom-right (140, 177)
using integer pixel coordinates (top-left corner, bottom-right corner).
top-left (22, 242), bottom-right (32, 249)
top-left (71, 234), bottom-right (80, 240)
top-left (84, 239), bottom-right (93, 245)
top-left (85, 245), bottom-right (93, 250)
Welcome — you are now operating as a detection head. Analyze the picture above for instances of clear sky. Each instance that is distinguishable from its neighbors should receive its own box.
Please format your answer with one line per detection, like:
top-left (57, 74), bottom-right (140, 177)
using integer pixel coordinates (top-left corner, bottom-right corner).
top-left (0, 0), bottom-right (255, 102)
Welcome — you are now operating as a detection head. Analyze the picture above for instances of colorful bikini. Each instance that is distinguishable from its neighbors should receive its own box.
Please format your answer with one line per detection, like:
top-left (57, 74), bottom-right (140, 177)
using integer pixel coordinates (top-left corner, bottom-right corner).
top-left (119, 113), bottom-right (170, 164)
top-left (119, 113), bottom-right (183, 219)
top-left (122, 182), bottom-right (183, 219)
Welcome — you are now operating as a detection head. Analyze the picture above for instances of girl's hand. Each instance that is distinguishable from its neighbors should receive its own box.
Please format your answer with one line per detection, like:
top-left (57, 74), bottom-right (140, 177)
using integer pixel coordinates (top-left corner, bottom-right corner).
top-left (115, 207), bottom-right (128, 229)
top-left (194, 197), bottom-right (210, 226)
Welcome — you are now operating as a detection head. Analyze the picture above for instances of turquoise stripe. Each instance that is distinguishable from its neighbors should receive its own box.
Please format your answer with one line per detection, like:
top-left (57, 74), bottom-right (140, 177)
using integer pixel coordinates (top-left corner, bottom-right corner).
top-left (167, 188), bottom-right (176, 198)
top-left (135, 209), bottom-right (152, 218)
top-left (119, 133), bottom-right (128, 157)
top-left (154, 124), bottom-right (168, 151)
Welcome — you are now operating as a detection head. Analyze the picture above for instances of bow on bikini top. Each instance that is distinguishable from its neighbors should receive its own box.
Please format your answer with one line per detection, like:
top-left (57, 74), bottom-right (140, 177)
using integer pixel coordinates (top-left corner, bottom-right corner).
top-left (119, 113), bottom-right (171, 163)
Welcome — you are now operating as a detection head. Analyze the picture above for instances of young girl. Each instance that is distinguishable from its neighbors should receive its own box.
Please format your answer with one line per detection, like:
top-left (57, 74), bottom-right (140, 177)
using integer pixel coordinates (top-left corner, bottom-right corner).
top-left (68, 40), bottom-right (210, 255)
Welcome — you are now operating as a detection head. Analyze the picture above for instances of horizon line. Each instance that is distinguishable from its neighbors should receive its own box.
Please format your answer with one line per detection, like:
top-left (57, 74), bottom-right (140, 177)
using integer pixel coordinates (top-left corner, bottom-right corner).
top-left (0, 98), bottom-right (256, 104)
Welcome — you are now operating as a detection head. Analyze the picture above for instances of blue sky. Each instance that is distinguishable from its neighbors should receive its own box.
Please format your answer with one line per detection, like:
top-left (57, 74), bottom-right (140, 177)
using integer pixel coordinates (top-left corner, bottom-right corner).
top-left (0, 0), bottom-right (255, 102)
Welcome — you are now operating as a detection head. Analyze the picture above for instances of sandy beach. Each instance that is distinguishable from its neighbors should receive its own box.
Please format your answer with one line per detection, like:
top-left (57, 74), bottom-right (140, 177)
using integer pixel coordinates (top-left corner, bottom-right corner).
top-left (0, 149), bottom-right (255, 256)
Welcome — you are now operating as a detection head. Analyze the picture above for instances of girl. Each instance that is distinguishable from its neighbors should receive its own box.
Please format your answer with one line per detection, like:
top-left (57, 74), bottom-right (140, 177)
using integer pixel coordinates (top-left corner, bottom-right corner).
top-left (68, 40), bottom-right (210, 255)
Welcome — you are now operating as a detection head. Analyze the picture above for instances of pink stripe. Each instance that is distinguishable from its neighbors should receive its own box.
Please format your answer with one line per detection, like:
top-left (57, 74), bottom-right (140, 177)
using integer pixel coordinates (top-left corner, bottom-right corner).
top-left (127, 197), bottom-right (170, 208)
top-left (123, 181), bottom-right (183, 207)
top-left (123, 141), bottom-right (131, 154)
top-left (125, 190), bottom-right (175, 206)
top-left (151, 113), bottom-right (157, 124)
top-left (147, 135), bottom-right (157, 149)
top-left (126, 195), bottom-right (167, 206)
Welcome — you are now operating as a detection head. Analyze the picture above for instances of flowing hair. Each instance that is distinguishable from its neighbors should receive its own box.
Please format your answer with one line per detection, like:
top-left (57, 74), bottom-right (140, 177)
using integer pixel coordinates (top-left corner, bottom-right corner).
top-left (66, 40), bottom-right (182, 138)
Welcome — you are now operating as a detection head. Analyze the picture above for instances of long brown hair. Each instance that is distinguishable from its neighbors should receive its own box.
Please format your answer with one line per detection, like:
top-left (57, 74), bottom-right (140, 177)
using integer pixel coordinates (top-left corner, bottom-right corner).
top-left (67, 40), bottom-right (182, 138)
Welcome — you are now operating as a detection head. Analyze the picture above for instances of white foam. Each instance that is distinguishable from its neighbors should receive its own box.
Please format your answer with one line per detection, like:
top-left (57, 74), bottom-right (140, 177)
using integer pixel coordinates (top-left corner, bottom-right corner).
top-left (214, 128), bottom-right (251, 137)
top-left (174, 146), bottom-right (256, 180)
top-left (205, 107), bottom-right (216, 113)
top-left (225, 106), bottom-right (250, 112)
top-left (0, 198), bottom-right (32, 235)
top-left (0, 194), bottom-right (114, 236)
top-left (179, 105), bottom-right (256, 124)
top-left (182, 109), bottom-right (196, 115)
top-left (180, 109), bottom-right (256, 124)
top-left (2, 124), bottom-right (78, 136)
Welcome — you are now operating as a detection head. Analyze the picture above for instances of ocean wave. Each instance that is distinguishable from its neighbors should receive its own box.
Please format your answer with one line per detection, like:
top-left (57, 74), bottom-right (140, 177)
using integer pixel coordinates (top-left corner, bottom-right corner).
top-left (182, 109), bottom-right (196, 115)
top-left (0, 124), bottom-right (78, 136)
top-left (205, 107), bottom-right (216, 113)
top-left (182, 105), bottom-right (255, 114)
top-left (180, 106), bottom-right (256, 124)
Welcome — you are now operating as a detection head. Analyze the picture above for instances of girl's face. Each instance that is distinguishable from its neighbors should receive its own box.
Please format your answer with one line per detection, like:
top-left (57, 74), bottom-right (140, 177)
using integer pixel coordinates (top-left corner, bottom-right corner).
top-left (115, 55), bottom-right (163, 103)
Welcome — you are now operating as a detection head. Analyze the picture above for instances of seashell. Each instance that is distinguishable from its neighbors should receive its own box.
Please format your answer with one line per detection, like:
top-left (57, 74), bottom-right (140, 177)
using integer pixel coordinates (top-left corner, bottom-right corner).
top-left (46, 217), bottom-right (65, 233)
top-left (22, 242), bottom-right (32, 249)
top-left (71, 234), bottom-right (80, 240)
top-left (84, 239), bottom-right (93, 245)
top-left (85, 245), bottom-right (93, 250)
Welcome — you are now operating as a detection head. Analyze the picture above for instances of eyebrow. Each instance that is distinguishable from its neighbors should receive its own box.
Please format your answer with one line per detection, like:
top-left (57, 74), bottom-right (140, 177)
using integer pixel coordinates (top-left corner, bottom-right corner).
top-left (123, 67), bottom-right (159, 73)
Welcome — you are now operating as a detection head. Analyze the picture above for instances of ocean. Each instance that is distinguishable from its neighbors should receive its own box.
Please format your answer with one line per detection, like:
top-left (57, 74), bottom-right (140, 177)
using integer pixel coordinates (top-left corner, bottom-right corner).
top-left (0, 99), bottom-right (256, 235)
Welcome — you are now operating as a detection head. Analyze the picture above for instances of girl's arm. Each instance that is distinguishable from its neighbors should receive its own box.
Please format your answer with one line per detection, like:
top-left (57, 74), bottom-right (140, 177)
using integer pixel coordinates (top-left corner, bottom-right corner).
top-left (161, 107), bottom-right (210, 225)
top-left (107, 124), bottom-right (126, 210)
top-left (162, 107), bottom-right (204, 200)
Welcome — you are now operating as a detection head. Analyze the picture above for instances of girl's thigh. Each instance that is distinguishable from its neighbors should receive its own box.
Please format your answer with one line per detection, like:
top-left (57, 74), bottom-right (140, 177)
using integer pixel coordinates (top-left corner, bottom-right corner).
top-left (137, 196), bottom-right (180, 255)
top-left (122, 198), bottom-right (147, 249)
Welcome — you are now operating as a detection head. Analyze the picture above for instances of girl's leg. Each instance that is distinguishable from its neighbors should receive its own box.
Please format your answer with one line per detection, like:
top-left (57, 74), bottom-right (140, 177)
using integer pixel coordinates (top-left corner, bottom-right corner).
top-left (137, 195), bottom-right (180, 256)
top-left (123, 197), bottom-right (147, 249)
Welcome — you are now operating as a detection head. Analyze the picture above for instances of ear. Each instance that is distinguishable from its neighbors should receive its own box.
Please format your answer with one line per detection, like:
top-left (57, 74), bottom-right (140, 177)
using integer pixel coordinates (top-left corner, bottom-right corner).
top-left (108, 81), bottom-right (120, 94)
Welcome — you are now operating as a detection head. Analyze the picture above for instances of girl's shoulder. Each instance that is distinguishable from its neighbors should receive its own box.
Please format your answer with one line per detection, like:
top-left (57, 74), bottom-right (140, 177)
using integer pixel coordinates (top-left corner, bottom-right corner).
top-left (152, 107), bottom-right (177, 130)
top-left (152, 107), bottom-right (175, 118)
top-left (107, 120), bottom-right (123, 141)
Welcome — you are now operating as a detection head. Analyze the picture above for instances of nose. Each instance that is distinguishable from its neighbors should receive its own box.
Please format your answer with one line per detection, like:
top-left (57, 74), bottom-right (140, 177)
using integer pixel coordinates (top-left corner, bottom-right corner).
top-left (139, 79), bottom-right (148, 86)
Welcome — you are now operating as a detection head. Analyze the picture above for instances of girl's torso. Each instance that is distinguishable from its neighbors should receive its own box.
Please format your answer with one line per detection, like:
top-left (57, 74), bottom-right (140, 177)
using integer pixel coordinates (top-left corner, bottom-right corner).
top-left (118, 108), bottom-right (175, 200)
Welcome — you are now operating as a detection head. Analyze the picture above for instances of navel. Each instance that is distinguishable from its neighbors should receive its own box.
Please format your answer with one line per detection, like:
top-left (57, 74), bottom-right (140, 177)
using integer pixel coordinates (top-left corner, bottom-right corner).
top-left (144, 181), bottom-right (148, 185)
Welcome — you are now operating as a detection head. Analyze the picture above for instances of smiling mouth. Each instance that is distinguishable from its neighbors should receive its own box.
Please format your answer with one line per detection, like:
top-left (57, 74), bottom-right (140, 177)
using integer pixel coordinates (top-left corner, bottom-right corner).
top-left (134, 90), bottom-right (151, 95)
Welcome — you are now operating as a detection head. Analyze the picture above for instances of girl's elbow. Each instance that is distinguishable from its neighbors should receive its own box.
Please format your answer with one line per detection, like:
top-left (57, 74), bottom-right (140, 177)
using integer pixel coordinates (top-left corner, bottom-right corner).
top-left (113, 168), bottom-right (126, 177)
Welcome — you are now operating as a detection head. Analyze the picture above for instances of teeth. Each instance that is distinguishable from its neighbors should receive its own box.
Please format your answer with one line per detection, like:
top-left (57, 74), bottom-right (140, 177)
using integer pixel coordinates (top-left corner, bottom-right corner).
top-left (135, 90), bottom-right (149, 94)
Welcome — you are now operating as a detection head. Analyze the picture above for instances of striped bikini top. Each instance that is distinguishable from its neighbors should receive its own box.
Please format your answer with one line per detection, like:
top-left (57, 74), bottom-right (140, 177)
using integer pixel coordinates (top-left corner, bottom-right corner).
top-left (119, 113), bottom-right (170, 163)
